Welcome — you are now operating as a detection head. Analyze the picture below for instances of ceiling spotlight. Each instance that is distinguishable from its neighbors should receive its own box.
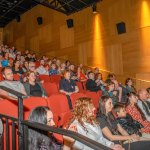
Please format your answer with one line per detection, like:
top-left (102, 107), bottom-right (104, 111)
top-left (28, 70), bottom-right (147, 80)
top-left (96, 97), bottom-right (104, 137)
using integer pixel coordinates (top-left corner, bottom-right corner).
top-left (92, 3), bottom-right (97, 14)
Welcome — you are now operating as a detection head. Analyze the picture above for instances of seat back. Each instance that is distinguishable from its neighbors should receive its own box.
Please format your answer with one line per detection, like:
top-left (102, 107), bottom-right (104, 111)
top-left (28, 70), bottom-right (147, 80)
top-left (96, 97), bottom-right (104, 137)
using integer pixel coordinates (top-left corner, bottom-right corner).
top-left (43, 82), bottom-right (59, 96)
top-left (50, 75), bottom-right (62, 83)
top-left (0, 73), bottom-right (3, 81)
top-left (0, 99), bottom-right (18, 150)
top-left (85, 91), bottom-right (101, 109)
top-left (13, 74), bottom-right (20, 81)
top-left (76, 82), bottom-right (85, 93)
top-left (70, 93), bottom-right (87, 107)
top-left (23, 97), bottom-right (48, 119)
top-left (47, 94), bottom-right (71, 127)
top-left (39, 75), bottom-right (51, 82)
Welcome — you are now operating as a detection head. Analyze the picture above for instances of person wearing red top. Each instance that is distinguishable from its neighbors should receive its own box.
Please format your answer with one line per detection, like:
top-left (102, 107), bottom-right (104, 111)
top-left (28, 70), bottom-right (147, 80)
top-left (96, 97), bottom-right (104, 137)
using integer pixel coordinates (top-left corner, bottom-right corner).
top-left (77, 65), bottom-right (87, 82)
top-left (126, 92), bottom-right (150, 134)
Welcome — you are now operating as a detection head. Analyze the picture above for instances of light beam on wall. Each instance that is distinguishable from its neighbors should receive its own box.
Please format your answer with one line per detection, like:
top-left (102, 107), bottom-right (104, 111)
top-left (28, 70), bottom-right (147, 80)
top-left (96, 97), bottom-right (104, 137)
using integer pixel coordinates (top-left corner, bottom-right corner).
top-left (141, 0), bottom-right (150, 27)
top-left (92, 13), bottom-right (105, 68)
top-left (140, 0), bottom-right (150, 58)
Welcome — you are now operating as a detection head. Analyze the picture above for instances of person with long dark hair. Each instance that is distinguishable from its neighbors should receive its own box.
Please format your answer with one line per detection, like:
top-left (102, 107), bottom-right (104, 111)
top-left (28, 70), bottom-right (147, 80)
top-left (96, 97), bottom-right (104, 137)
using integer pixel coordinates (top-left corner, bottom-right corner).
top-left (126, 92), bottom-right (150, 134)
top-left (66, 97), bottom-right (123, 150)
top-left (96, 95), bottom-right (150, 150)
top-left (28, 106), bottom-right (63, 150)
top-left (125, 78), bottom-right (136, 93)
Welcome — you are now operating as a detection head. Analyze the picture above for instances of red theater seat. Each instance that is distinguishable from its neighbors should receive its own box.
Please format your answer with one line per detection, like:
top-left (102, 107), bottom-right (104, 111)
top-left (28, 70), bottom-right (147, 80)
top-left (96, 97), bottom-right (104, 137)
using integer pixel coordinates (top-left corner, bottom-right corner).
top-left (50, 75), bottom-right (62, 83)
top-left (70, 93), bottom-right (87, 107)
top-left (43, 82), bottom-right (59, 96)
top-left (47, 94), bottom-right (71, 127)
top-left (85, 91), bottom-right (100, 109)
top-left (13, 74), bottom-right (20, 81)
top-left (39, 75), bottom-right (51, 82)
top-left (76, 81), bottom-right (85, 93)
top-left (23, 97), bottom-right (48, 119)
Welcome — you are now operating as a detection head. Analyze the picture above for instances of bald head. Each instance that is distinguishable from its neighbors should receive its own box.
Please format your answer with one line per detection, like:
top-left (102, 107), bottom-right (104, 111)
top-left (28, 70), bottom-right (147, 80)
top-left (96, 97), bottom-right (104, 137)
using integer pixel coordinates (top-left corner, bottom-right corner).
top-left (138, 88), bottom-right (149, 101)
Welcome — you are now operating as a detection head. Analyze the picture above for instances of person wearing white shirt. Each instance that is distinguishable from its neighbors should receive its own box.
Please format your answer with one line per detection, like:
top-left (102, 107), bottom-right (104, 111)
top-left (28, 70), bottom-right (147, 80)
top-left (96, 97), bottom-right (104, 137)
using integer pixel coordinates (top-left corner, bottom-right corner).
top-left (138, 89), bottom-right (150, 121)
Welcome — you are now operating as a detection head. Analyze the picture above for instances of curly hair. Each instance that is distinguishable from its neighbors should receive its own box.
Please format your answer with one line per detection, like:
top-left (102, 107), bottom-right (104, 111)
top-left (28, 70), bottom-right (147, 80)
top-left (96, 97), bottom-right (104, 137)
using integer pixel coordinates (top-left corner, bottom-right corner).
top-left (71, 97), bottom-right (98, 130)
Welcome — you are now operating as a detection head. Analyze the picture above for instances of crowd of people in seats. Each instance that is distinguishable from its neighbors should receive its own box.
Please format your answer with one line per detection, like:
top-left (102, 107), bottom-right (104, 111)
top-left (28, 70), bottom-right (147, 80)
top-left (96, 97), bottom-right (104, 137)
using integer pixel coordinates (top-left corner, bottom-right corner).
top-left (0, 42), bottom-right (150, 149)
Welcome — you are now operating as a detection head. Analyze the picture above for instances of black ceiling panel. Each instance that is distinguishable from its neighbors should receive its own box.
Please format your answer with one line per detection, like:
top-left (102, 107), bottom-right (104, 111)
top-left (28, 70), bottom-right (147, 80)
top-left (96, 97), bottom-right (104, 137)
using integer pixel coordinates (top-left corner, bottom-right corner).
top-left (0, 0), bottom-right (102, 27)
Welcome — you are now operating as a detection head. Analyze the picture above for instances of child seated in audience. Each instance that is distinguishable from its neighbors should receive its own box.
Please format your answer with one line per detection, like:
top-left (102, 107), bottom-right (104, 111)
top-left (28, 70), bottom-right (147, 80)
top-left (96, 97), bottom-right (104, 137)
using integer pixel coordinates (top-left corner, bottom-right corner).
top-left (103, 79), bottom-right (119, 105)
top-left (114, 103), bottom-right (143, 136)
top-left (49, 63), bottom-right (58, 75)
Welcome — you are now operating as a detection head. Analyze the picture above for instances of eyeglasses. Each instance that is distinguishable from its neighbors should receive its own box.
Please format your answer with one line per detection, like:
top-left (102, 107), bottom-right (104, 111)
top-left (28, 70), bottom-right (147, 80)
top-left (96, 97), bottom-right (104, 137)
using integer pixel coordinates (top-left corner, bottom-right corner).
top-left (31, 66), bottom-right (35, 68)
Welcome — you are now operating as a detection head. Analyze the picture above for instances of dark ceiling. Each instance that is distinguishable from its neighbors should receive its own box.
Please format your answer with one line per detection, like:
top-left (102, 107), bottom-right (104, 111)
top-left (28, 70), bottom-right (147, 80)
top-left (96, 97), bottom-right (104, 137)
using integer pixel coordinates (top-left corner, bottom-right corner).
top-left (0, 0), bottom-right (101, 27)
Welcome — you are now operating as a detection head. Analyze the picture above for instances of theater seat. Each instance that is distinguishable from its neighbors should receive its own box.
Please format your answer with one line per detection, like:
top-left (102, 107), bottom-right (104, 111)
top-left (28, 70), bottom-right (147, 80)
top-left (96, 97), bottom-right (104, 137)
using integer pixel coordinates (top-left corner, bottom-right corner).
top-left (70, 93), bottom-right (87, 107)
top-left (47, 94), bottom-right (71, 127)
top-left (50, 75), bottom-right (62, 83)
top-left (85, 91), bottom-right (101, 109)
top-left (0, 73), bottom-right (3, 81)
top-left (76, 81), bottom-right (85, 93)
top-left (23, 97), bottom-right (48, 119)
top-left (0, 99), bottom-right (18, 150)
top-left (13, 74), bottom-right (20, 81)
top-left (43, 82), bottom-right (59, 96)
top-left (39, 75), bottom-right (51, 82)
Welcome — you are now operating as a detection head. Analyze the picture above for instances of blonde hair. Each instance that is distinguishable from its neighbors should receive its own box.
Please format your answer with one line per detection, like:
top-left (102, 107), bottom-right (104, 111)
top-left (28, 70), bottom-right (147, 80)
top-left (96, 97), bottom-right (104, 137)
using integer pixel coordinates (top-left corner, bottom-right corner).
top-left (26, 71), bottom-right (36, 82)
top-left (71, 97), bottom-right (98, 130)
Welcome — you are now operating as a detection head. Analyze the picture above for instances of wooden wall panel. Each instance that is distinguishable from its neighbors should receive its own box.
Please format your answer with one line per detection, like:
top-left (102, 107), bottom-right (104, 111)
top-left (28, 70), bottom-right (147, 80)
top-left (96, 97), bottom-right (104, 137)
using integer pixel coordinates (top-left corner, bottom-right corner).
top-left (0, 28), bottom-right (3, 42)
top-left (3, 0), bottom-right (150, 79)
top-left (60, 25), bottom-right (74, 49)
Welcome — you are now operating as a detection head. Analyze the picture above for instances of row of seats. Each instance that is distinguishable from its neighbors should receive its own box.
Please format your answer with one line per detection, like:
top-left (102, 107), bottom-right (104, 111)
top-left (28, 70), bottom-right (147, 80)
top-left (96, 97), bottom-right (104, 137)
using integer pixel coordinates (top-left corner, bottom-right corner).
top-left (0, 74), bottom-right (62, 83)
top-left (0, 91), bottom-right (101, 126)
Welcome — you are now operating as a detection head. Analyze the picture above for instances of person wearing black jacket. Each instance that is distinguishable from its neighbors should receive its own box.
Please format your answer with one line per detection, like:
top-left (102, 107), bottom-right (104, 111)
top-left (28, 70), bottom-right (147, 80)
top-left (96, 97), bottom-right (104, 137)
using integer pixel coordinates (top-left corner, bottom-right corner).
top-left (86, 71), bottom-right (101, 92)
top-left (114, 104), bottom-right (143, 136)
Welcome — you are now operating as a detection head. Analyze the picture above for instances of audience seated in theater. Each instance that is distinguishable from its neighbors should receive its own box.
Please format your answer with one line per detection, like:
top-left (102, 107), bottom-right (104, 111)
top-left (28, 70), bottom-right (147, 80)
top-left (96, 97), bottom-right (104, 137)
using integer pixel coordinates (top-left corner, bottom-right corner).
top-left (112, 79), bottom-right (122, 102)
top-left (94, 67), bottom-right (100, 74)
top-left (49, 63), bottom-right (58, 75)
top-left (114, 103), bottom-right (150, 140)
top-left (102, 79), bottom-right (119, 105)
top-left (65, 97), bottom-right (123, 150)
top-left (126, 92), bottom-right (150, 134)
top-left (15, 54), bottom-right (21, 61)
top-left (106, 73), bottom-right (116, 81)
top-left (12, 60), bottom-right (24, 76)
top-left (24, 61), bottom-right (40, 82)
top-left (69, 64), bottom-right (78, 81)
top-left (125, 78), bottom-right (136, 93)
top-left (137, 89), bottom-right (150, 121)
top-left (36, 59), bottom-right (49, 75)
top-left (96, 95), bottom-right (150, 150)
top-left (95, 73), bottom-right (106, 91)
top-left (59, 63), bottom-right (66, 75)
top-left (0, 67), bottom-right (27, 100)
top-left (0, 55), bottom-right (3, 67)
top-left (24, 71), bottom-right (47, 97)
top-left (28, 106), bottom-right (62, 150)
top-left (146, 87), bottom-right (150, 100)
top-left (59, 70), bottom-right (79, 96)
top-left (22, 60), bottom-right (29, 73)
top-left (59, 70), bottom-right (79, 109)
top-left (1, 52), bottom-right (9, 67)
top-left (65, 60), bottom-right (71, 70)
top-left (30, 53), bottom-right (36, 62)
top-left (56, 59), bottom-right (61, 68)
top-left (86, 71), bottom-right (101, 92)
top-left (77, 64), bottom-right (87, 82)
top-left (9, 57), bottom-right (14, 67)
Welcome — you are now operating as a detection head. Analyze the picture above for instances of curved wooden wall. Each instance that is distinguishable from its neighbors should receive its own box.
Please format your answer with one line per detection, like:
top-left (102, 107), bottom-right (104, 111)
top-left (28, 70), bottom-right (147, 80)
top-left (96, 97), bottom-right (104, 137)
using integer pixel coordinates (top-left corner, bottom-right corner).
top-left (3, 0), bottom-right (150, 79)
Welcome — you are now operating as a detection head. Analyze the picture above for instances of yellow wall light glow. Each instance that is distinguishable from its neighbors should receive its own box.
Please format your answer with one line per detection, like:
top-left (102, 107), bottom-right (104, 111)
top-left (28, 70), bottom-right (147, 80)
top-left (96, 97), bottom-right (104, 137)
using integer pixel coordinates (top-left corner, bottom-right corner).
top-left (92, 14), bottom-right (105, 68)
